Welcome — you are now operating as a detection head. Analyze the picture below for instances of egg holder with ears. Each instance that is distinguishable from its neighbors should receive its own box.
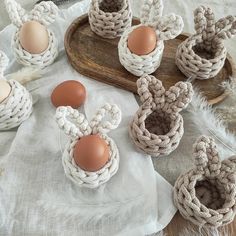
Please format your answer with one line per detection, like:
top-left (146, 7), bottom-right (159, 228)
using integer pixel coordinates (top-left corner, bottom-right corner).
top-left (129, 75), bottom-right (193, 157)
top-left (174, 135), bottom-right (236, 228)
top-left (118, 0), bottom-right (184, 77)
top-left (176, 6), bottom-right (236, 80)
top-left (55, 104), bottom-right (122, 189)
top-left (5, 0), bottom-right (59, 68)
top-left (0, 51), bottom-right (33, 131)
top-left (88, 0), bottom-right (132, 39)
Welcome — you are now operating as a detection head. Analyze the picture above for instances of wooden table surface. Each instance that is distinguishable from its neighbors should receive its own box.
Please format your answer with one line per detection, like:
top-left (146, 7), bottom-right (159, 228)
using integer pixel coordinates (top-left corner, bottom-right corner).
top-left (164, 212), bottom-right (235, 235)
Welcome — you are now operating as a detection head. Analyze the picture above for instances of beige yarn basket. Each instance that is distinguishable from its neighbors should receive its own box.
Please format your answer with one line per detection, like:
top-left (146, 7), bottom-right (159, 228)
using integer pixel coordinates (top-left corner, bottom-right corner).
top-left (174, 135), bottom-right (236, 228)
top-left (88, 0), bottom-right (132, 39)
top-left (129, 75), bottom-right (193, 157)
top-left (176, 6), bottom-right (236, 80)
top-left (55, 104), bottom-right (122, 189)
top-left (118, 0), bottom-right (183, 76)
top-left (5, 0), bottom-right (59, 68)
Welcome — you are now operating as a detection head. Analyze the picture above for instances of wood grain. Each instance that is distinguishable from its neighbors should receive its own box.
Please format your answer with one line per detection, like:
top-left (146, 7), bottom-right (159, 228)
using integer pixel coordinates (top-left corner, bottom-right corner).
top-left (65, 14), bottom-right (236, 105)
top-left (164, 212), bottom-right (235, 235)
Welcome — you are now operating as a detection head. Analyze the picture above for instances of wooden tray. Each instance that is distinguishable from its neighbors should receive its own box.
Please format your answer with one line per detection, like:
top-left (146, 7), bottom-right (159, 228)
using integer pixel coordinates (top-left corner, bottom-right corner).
top-left (65, 14), bottom-right (236, 105)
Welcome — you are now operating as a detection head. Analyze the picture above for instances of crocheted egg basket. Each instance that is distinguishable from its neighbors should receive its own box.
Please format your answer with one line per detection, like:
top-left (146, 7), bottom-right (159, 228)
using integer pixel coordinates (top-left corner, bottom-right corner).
top-left (176, 6), bottom-right (236, 80)
top-left (88, 0), bottom-right (132, 39)
top-left (174, 136), bottom-right (236, 228)
top-left (0, 51), bottom-right (33, 131)
top-left (118, 0), bottom-right (183, 77)
top-left (129, 75), bottom-right (193, 157)
top-left (55, 104), bottom-right (122, 189)
top-left (5, 0), bottom-right (59, 68)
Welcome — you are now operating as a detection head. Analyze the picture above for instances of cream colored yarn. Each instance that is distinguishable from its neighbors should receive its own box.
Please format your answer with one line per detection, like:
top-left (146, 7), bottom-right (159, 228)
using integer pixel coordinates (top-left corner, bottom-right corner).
top-left (0, 51), bottom-right (33, 131)
top-left (55, 103), bottom-right (122, 189)
top-left (88, 0), bottom-right (132, 39)
top-left (118, 0), bottom-right (184, 77)
top-left (129, 75), bottom-right (193, 157)
top-left (176, 6), bottom-right (236, 80)
top-left (174, 135), bottom-right (236, 228)
top-left (5, 0), bottom-right (58, 68)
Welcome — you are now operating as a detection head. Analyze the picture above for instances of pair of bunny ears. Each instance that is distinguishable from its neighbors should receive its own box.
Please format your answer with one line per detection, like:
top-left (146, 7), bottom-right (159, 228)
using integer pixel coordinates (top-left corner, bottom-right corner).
top-left (194, 5), bottom-right (236, 42)
top-left (193, 135), bottom-right (236, 176)
top-left (5, 0), bottom-right (58, 28)
top-left (137, 75), bottom-right (194, 114)
top-left (55, 104), bottom-right (122, 139)
top-left (0, 51), bottom-right (9, 77)
top-left (139, 0), bottom-right (184, 41)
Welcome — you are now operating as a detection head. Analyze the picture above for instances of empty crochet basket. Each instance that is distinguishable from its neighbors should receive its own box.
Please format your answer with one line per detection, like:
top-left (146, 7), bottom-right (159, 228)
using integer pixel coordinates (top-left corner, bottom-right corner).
top-left (174, 136), bottom-right (236, 228)
top-left (118, 0), bottom-right (183, 76)
top-left (129, 75), bottom-right (193, 157)
top-left (176, 6), bottom-right (236, 80)
top-left (55, 104), bottom-right (121, 188)
top-left (5, 0), bottom-right (59, 67)
top-left (0, 51), bottom-right (33, 131)
top-left (88, 0), bottom-right (132, 39)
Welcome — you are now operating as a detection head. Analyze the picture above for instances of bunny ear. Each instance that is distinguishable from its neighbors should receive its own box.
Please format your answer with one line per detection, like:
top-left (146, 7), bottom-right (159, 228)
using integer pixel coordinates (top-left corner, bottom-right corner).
top-left (55, 106), bottom-right (91, 139)
top-left (90, 103), bottom-right (121, 134)
top-left (29, 1), bottom-right (58, 26)
top-left (194, 6), bottom-right (215, 40)
top-left (153, 13), bottom-right (184, 41)
top-left (164, 81), bottom-right (193, 114)
top-left (214, 15), bottom-right (236, 42)
top-left (221, 155), bottom-right (236, 175)
top-left (0, 51), bottom-right (9, 76)
top-left (193, 136), bottom-right (221, 178)
top-left (137, 75), bottom-right (165, 107)
top-left (140, 0), bottom-right (163, 25)
top-left (4, 0), bottom-right (28, 27)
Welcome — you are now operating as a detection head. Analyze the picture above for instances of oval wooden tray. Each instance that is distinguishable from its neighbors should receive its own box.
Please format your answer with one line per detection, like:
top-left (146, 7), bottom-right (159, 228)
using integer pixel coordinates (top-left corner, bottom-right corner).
top-left (65, 14), bottom-right (236, 105)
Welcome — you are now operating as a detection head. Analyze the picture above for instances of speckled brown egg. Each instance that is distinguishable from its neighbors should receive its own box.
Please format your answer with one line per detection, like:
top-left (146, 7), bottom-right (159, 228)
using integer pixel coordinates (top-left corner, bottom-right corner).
top-left (127, 26), bottom-right (157, 55)
top-left (73, 134), bottom-right (110, 172)
top-left (51, 80), bottom-right (86, 109)
top-left (0, 80), bottom-right (11, 103)
top-left (19, 21), bottom-right (49, 54)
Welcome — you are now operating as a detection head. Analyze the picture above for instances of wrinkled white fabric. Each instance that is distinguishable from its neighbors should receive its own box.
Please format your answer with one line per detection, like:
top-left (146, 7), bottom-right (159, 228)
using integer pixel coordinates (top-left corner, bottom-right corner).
top-left (0, 1), bottom-right (175, 235)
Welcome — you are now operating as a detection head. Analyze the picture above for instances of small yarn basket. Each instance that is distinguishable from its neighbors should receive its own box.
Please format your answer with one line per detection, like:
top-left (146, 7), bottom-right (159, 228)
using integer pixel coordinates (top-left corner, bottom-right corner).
top-left (5, 0), bottom-right (59, 68)
top-left (129, 75), bottom-right (193, 157)
top-left (88, 0), bottom-right (132, 39)
top-left (174, 135), bottom-right (236, 228)
top-left (176, 6), bottom-right (236, 80)
top-left (55, 103), bottom-right (122, 189)
top-left (118, 0), bottom-right (183, 76)
top-left (0, 51), bottom-right (33, 131)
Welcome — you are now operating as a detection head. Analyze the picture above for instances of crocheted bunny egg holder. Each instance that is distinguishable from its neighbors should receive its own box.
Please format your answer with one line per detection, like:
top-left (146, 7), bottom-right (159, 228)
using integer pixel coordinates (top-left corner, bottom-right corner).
top-left (118, 0), bottom-right (184, 77)
top-left (88, 0), bottom-right (132, 39)
top-left (0, 51), bottom-right (33, 131)
top-left (176, 6), bottom-right (236, 80)
top-left (5, 0), bottom-right (59, 68)
top-left (55, 104), bottom-right (122, 189)
top-left (129, 75), bottom-right (193, 157)
top-left (174, 136), bottom-right (236, 228)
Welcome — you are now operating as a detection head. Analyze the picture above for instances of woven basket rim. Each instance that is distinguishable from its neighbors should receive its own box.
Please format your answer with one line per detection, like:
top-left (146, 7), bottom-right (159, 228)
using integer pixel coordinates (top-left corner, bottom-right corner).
top-left (181, 35), bottom-right (227, 63)
top-left (132, 107), bottom-right (182, 140)
top-left (92, 0), bottom-right (129, 16)
top-left (179, 169), bottom-right (236, 215)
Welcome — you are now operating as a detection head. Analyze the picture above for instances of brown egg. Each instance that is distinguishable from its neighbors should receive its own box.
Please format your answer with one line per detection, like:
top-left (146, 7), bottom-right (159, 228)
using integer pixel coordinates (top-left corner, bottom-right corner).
top-left (51, 80), bottom-right (86, 108)
top-left (19, 21), bottom-right (49, 54)
top-left (127, 26), bottom-right (157, 55)
top-left (73, 134), bottom-right (110, 172)
top-left (0, 80), bottom-right (11, 103)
